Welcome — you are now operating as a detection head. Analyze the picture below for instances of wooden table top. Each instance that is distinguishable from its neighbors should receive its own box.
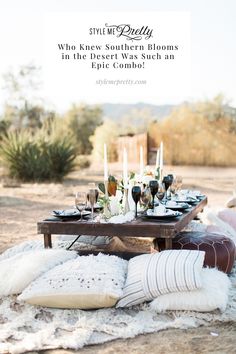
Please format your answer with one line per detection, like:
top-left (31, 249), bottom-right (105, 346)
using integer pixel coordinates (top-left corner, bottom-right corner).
top-left (38, 197), bottom-right (207, 240)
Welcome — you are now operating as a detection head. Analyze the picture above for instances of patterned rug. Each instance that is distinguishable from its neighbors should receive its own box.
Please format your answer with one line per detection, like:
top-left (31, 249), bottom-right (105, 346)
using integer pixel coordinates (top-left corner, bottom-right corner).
top-left (0, 240), bottom-right (236, 354)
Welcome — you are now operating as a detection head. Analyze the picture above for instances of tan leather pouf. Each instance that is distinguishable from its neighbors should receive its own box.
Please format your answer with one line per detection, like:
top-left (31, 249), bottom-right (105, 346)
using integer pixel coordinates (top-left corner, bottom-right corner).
top-left (158, 232), bottom-right (236, 274)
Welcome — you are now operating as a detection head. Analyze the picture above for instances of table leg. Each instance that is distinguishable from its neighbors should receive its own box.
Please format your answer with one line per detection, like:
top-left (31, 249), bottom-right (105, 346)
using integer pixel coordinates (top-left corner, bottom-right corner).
top-left (66, 235), bottom-right (81, 250)
top-left (165, 238), bottom-right (172, 250)
top-left (44, 234), bottom-right (52, 248)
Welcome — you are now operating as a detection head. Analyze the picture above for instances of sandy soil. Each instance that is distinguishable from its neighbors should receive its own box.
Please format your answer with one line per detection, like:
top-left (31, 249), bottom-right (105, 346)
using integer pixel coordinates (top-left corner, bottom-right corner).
top-left (0, 165), bottom-right (236, 353)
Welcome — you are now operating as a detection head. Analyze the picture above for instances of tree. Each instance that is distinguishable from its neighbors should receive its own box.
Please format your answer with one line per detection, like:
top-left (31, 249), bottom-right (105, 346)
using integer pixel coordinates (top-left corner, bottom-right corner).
top-left (64, 104), bottom-right (103, 154)
top-left (2, 64), bottom-right (54, 131)
top-left (119, 108), bottom-right (154, 135)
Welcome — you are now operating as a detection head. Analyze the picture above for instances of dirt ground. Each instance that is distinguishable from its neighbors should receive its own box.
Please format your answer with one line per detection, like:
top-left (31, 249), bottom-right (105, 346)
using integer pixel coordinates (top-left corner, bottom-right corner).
top-left (0, 165), bottom-right (236, 353)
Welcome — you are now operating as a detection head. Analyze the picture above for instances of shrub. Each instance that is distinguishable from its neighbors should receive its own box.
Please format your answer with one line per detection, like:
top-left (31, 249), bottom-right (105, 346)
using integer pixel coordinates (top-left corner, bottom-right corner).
top-left (0, 129), bottom-right (77, 182)
top-left (75, 155), bottom-right (91, 169)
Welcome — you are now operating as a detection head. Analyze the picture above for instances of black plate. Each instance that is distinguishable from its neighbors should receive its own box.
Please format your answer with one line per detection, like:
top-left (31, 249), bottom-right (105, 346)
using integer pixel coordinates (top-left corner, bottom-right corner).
top-left (175, 198), bottom-right (198, 204)
top-left (165, 204), bottom-right (190, 211)
top-left (52, 210), bottom-right (91, 218)
top-left (143, 211), bottom-right (182, 220)
top-left (85, 205), bottom-right (103, 211)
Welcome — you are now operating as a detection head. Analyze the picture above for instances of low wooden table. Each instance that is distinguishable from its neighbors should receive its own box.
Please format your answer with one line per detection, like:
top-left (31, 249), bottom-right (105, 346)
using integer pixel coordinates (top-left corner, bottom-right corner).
top-left (38, 197), bottom-right (207, 252)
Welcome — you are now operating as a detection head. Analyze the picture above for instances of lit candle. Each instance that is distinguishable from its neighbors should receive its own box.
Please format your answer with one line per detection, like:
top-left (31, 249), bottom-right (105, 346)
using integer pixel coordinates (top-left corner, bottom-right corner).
top-left (155, 148), bottom-right (160, 169)
top-left (139, 146), bottom-right (144, 176)
top-left (104, 143), bottom-right (108, 181)
top-left (123, 148), bottom-right (128, 187)
top-left (159, 141), bottom-right (164, 170)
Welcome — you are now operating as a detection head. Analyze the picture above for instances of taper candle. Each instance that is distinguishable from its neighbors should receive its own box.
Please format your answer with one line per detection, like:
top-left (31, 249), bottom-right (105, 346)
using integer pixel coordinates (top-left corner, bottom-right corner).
top-left (155, 148), bottom-right (160, 169)
top-left (104, 143), bottom-right (108, 181)
top-left (140, 146), bottom-right (144, 176)
top-left (159, 141), bottom-right (164, 170)
top-left (123, 148), bottom-right (128, 187)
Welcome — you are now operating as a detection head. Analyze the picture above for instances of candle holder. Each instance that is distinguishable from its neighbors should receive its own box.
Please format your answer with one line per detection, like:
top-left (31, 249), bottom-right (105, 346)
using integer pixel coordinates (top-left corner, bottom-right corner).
top-left (123, 186), bottom-right (130, 215)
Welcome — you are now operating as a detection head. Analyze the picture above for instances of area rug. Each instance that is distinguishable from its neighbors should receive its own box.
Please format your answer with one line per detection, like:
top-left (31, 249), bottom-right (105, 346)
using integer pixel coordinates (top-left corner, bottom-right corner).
top-left (0, 240), bottom-right (236, 354)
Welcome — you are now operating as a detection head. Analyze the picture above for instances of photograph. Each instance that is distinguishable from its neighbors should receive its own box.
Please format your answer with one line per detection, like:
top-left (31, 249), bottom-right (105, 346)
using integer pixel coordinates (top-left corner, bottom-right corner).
top-left (0, 0), bottom-right (235, 353)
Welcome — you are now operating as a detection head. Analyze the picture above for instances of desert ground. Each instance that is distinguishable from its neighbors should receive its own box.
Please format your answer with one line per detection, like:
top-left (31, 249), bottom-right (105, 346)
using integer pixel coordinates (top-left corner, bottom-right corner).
top-left (0, 164), bottom-right (236, 353)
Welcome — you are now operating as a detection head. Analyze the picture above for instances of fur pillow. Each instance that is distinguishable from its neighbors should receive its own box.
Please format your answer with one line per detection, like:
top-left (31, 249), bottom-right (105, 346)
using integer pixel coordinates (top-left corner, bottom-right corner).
top-left (18, 254), bottom-right (128, 309)
top-left (0, 249), bottom-right (77, 296)
top-left (226, 196), bottom-right (236, 208)
top-left (116, 249), bottom-right (205, 308)
top-left (150, 268), bottom-right (230, 312)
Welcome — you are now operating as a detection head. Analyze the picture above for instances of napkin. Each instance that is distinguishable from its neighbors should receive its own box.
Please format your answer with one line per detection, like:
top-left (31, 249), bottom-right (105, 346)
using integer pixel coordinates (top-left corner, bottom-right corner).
top-left (107, 211), bottom-right (135, 224)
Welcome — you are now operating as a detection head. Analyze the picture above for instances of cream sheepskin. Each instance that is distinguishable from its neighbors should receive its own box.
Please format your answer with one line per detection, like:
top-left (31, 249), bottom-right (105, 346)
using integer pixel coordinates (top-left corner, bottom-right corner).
top-left (0, 249), bottom-right (77, 296)
top-left (150, 267), bottom-right (230, 312)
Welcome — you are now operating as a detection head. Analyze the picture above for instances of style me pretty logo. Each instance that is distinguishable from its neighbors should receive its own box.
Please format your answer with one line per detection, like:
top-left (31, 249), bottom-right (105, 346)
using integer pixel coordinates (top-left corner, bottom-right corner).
top-left (89, 23), bottom-right (153, 41)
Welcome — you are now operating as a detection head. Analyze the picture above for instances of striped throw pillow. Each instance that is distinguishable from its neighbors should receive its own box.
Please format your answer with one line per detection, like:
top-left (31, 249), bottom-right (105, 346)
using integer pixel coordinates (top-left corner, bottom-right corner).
top-left (117, 249), bottom-right (205, 307)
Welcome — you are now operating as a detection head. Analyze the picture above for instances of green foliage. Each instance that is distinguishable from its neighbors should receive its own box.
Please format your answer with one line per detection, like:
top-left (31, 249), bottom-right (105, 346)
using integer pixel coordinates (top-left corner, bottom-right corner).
top-left (0, 127), bottom-right (77, 182)
top-left (0, 119), bottom-right (10, 139)
top-left (64, 104), bottom-right (103, 154)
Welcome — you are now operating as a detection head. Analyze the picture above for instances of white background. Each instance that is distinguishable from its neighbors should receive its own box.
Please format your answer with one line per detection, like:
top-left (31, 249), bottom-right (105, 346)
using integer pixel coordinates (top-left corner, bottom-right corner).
top-left (43, 12), bottom-right (191, 104)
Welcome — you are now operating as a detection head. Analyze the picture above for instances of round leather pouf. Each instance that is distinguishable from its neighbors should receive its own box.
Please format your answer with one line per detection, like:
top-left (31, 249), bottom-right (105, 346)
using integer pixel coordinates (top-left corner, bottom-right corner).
top-left (158, 232), bottom-right (236, 274)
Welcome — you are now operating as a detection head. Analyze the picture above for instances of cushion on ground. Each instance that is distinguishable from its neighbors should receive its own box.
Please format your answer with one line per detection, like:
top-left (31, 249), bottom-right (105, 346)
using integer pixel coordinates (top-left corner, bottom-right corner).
top-left (18, 253), bottom-right (128, 309)
top-left (0, 249), bottom-right (77, 296)
top-left (218, 209), bottom-right (236, 231)
top-left (226, 196), bottom-right (236, 208)
top-left (150, 267), bottom-right (230, 313)
top-left (116, 249), bottom-right (205, 308)
top-left (158, 232), bottom-right (235, 274)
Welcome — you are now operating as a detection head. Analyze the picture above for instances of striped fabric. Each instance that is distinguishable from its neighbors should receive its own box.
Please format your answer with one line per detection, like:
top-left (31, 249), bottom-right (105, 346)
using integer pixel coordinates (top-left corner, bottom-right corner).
top-left (117, 250), bottom-right (205, 308)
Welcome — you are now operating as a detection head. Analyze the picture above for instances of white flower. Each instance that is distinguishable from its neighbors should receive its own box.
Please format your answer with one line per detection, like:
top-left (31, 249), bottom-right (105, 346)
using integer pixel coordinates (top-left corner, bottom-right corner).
top-left (142, 174), bottom-right (154, 185)
top-left (109, 195), bottom-right (121, 216)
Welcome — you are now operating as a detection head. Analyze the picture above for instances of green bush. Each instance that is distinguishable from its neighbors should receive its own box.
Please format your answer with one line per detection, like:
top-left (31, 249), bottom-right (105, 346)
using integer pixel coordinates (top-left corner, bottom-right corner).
top-left (0, 130), bottom-right (77, 182)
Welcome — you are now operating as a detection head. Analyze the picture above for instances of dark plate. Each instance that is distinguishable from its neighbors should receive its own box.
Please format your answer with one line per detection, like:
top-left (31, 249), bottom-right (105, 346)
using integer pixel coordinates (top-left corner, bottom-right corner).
top-left (143, 211), bottom-right (182, 220)
top-left (85, 205), bottom-right (103, 211)
top-left (165, 204), bottom-right (190, 211)
top-left (175, 199), bottom-right (198, 204)
top-left (52, 210), bottom-right (91, 218)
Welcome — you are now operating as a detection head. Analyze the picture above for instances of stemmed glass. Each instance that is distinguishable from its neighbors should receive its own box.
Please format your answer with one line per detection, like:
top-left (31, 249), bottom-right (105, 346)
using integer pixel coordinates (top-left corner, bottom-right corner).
top-left (149, 180), bottom-right (159, 210)
top-left (162, 176), bottom-right (172, 200)
top-left (156, 182), bottom-right (165, 204)
top-left (131, 185), bottom-right (141, 218)
top-left (175, 175), bottom-right (183, 193)
top-left (75, 192), bottom-right (87, 221)
top-left (140, 185), bottom-right (152, 210)
top-left (170, 177), bottom-right (179, 199)
top-left (89, 189), bottom-right (96, 221)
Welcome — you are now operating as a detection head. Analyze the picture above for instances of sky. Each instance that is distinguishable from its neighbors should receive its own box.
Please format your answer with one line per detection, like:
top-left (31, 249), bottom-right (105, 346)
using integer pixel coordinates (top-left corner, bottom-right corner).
top-left (0, 0), bottom-right (236, 112)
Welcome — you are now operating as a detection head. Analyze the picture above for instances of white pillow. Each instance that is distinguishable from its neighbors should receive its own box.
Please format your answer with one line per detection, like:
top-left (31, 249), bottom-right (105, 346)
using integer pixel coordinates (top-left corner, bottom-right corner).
top-left (150, 268), bottom-right (230, 312)
top-left (0, 240), bottom-right (44, 261)
top-left (18, 254), bottom-right (128, 309)
top-left (116, 249), bottom-right (205, 308)
top-left (0, 249), bottom-right (77, 296)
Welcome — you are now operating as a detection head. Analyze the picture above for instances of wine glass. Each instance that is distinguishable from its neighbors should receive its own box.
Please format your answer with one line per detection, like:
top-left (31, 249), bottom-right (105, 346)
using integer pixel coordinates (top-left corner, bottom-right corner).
top-left (75, 192), bottom-right (87, 221)
top-left (162, 176), bottom-right (172, 200)
top-left (175, 175), bottom-right (183, 193)
top-left (149, 180), bottom-right (159, 210)
top-left (140, 185), bottom-right (152, 210)
top-left (132, 185), bottom-right (141, 218)
top-left (87, 183), bottom-right (99, 206)
top-left (170, 177), bottom-right (178, 199)
top-left (88, 188), bottom-right (97, 221)
top-left (156, 182), bottom-right (165, 204)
